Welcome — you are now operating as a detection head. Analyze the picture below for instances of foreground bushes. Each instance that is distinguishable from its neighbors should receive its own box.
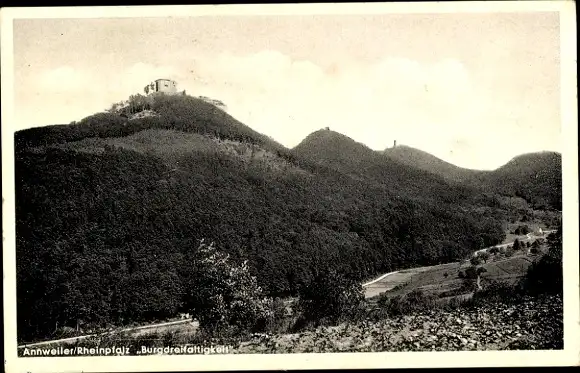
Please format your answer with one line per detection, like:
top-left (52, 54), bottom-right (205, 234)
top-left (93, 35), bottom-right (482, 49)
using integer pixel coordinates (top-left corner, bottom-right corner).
top-left (293, 270), bottom-right (364, 330)
top-left (375, 289), bottom-right (438, 317)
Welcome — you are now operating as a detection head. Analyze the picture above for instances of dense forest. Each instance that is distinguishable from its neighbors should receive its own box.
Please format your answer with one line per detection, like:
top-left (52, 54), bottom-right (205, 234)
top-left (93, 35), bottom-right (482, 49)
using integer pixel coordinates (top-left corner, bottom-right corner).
top-left (15, 93), bottom-right (558, 342)
top-left (384, 145), bottom-right (562, 211)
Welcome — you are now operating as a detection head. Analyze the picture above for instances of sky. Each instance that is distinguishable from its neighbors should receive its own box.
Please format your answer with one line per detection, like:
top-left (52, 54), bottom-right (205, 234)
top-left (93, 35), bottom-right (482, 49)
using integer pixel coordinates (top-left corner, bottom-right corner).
top-left (11, 11), bottom-right (562, 170)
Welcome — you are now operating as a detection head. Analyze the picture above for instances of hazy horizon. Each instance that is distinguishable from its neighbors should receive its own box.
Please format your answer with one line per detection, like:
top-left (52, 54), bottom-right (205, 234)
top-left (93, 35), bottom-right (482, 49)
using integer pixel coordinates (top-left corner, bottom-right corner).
top-left (12, 11), bottom-right (561, 170)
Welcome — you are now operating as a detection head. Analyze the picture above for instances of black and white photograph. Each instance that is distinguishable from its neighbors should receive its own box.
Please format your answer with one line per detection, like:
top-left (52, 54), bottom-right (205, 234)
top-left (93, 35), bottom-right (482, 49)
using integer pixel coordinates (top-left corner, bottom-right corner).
top-left (2, 2), bottom-right (578, 371)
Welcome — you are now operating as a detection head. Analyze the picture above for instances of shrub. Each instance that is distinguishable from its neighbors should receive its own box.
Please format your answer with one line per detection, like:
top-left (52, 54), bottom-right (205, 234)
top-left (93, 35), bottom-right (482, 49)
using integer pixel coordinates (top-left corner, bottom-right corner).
top-left (471, 280), bottom-right (520, 305)
top-left (470, 256), bottom-right (482, 266)
top-left (264, 297), bottom-right (291, 333)
top-left (464, 266), bottom-right (479, 279)
top-left (296, 269), bottom-right (364, 327)
top-left (479, 252), bottom-right (490, 263)
top-left (514, 225), bottom-right (531, 235)
top-left (380, 289), bottom-right (437, 316)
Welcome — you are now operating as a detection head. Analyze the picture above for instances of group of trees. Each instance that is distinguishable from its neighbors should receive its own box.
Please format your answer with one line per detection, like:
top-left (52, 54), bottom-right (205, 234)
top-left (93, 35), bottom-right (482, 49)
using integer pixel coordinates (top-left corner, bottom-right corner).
top-left (521, 227), bottom-right (563, 295)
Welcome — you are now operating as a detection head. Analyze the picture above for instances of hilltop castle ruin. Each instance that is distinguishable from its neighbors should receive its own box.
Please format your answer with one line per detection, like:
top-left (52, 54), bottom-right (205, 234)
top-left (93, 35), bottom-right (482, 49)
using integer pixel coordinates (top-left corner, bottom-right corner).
top-left (139, 78), bottom-right (227, 112)
top-left (144, 78), bottom-right (178, 95)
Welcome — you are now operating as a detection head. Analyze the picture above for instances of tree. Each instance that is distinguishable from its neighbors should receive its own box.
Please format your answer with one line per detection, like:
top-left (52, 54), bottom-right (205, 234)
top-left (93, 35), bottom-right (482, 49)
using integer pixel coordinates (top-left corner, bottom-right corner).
top-left (489, 247), bottom-right (499, 255)
top-left (513, 239), bottom-right (521, 250)
top-left (514, 225), bottom-right (530, 235)
top-left (504, 247), bottom-right (514, 257)
top-left (470, 256), bottom-right (482, 266)
top-left (463, 265), bottom-right (487, 291)
top-left (184, 240), bottom-right (274, 334)
top-left (479, 252), bottom-right (490, 263)
top-left (297, 269), bottom-right (364, 326)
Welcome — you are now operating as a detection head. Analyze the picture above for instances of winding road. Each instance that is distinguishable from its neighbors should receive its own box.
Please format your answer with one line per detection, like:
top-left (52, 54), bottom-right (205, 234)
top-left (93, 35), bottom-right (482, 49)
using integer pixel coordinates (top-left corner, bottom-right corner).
top-left (362, 230), bottom-right (554, 293)
top-left (17, 319), bottom-right (197, 349)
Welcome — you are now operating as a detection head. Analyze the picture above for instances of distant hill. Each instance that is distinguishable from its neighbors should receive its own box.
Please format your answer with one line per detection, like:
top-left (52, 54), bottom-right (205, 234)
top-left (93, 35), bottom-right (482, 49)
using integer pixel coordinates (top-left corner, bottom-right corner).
top-left (384, 145), bottom-right (481, 183)
top-left (479, 152), bottom-right (562, 210)
top-left (383, 145), bottom-right (561, 210)
top-left (292, 130), bottom-right (476, 205)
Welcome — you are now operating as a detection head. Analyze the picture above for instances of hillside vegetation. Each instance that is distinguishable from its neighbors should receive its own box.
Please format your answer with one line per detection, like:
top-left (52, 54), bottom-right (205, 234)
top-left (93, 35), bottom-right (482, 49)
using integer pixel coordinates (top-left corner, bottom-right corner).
top-left (23, 229), bottom-right (562, 354)
top-left (384, 145), bottom-right (561, 210)
top-left (15, 93), bottom-right (559, 344)
top-left (292, 130), bottom-right (476, 205)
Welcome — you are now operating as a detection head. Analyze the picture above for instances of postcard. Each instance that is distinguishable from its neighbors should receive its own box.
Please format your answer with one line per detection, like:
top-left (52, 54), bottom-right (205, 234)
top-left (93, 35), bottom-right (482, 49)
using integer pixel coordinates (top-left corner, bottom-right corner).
top-left (2, 2), bottom-right (578, 372)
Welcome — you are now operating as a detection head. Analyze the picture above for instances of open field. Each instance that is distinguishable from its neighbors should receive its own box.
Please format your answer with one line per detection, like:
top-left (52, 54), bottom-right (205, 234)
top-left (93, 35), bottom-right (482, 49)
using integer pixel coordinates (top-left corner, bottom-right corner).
top-left (365, 245), bottom-right (546, 300)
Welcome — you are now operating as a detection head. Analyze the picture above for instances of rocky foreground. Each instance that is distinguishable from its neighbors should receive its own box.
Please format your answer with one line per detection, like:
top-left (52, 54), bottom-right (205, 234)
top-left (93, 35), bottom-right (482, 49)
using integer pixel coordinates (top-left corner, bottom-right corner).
top-left (232, 295), bottom-right (563, 353)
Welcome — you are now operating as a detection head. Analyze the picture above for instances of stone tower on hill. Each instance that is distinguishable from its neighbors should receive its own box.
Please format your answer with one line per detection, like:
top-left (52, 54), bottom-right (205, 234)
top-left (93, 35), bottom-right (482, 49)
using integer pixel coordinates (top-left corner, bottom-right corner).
top-left (144, 78), bottom-right (178, 95)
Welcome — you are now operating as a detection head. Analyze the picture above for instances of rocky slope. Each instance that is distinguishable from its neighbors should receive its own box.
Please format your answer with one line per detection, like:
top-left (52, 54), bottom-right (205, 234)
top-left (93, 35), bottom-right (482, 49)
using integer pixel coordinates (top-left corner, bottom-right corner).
top-left (233, 295), bottom-right (562, 353)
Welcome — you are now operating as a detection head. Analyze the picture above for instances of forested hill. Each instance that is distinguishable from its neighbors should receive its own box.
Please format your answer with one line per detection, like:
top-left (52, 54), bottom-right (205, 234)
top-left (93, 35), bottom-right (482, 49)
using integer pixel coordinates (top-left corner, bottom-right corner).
top-left (16, 93), bottom-right (508, 342)
top-left (479, 152), bottom-right (562, 210)
top-left (15, 94), bottom-right (288, 155)
top-left (292, 130), bottom-right (475, 205)
top-left (384, 145), bottom-right (481, 183)
top-left (384, 145), bottom-right (562, 210)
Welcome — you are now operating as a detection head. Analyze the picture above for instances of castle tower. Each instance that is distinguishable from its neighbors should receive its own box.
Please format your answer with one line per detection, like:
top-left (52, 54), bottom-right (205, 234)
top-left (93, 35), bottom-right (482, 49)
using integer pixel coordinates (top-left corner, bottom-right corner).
top-left (144, 79), bottom-right (178, 95)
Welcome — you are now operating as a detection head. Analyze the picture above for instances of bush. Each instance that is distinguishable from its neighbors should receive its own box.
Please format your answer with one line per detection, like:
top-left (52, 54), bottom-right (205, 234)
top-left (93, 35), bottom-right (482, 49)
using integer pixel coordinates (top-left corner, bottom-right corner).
top-left (296, 269), bottom-right (364, 327)
top-left (464, 265), bottom-right (483, 280)
top-left (478, 252), bottom-right (490, 263)
top-left (470, 256), bottom-right (482, 266)
top-left (380, 289), bottom-right (437, 316)
top-left (471, 280), bottom-right (520, 305)
top-left (264, 297), bottom-right (291, 333)
top-left (514, 225), bottom-right (531, 235)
